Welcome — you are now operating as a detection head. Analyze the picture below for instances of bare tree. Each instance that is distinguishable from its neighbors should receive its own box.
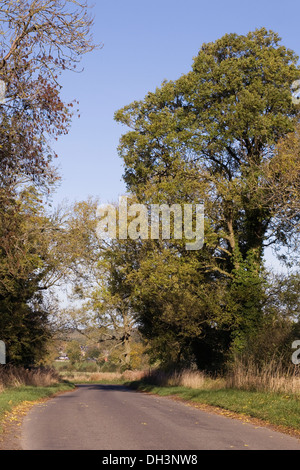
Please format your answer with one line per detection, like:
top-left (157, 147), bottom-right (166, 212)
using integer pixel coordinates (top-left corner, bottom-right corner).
top-left (0, 0), bottom-right (99, 188)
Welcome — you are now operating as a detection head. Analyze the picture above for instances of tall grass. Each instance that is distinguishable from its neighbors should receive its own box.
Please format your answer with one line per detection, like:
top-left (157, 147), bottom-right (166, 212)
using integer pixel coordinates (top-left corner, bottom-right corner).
top-left (0, 366), bottom-right (61, 392)
top-left (226, 357), bottom-right (300, 394)
top-left (143, 358), bottom-right (300, 395)
top-left (143, 369), bottom-right (226, 390)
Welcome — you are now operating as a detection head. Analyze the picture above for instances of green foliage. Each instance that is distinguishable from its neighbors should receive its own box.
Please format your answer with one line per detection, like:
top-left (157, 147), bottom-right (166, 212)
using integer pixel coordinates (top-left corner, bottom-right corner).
top-left (113, 28), bottom-right (300, 368)
top-left (60, 199), bottom-right (140, 369)
top-left (0, 382), bottom-right (75, 431)
top-left (0, 186), bottom-right (73, 366)
top-left (66, 341), bottom-right (82, 365)
top-left (225, 248), bottom-right (268, 353)
top-left (130, 383), bottom-right (300, 432)
top-left (0, 1), bottom-right (97, 367)
top-left (0, 189), bottom-right (52, 365)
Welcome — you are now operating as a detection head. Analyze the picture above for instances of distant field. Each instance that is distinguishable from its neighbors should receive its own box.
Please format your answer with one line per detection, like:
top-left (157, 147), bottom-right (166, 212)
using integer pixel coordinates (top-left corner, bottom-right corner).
top-left (57, 369), bottom-right (145, 384)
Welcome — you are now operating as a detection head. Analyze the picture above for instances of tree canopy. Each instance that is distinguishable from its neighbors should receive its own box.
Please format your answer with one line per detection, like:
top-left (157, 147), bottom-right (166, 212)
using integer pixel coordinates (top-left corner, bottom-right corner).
top-left (0, 1), bottom-right (97, 365)
top-left (114, 28), bottom-right (300, 364)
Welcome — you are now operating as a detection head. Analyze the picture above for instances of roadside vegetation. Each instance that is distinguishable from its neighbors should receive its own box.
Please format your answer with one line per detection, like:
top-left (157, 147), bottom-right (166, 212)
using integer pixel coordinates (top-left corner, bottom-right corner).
top-left (0, 1), bottom-right (300, 443)
top-left (127, 360), bottom-right (300, 434)
top-left (0, 366), bottom-right (74, 432)
top-left (55, 363), bottom-right (145, 385)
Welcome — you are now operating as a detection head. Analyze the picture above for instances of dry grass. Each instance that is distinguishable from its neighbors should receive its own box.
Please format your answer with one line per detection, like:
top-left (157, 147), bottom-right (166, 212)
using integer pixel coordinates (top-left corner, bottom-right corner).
top-left (144, 369), bottom-right (226, 390)
top-left (179, 370), bottom-right (226, 390)
top-left (48, 358), bottom-right (300, 396)
top-left (144, 359), bottom-right (300, 395)
top-left (59, 369), bottom-right (146, 384)
top-left (0, 366), bottom-right (60, 392)
top-left (225, 358), bottom-right (300, 394)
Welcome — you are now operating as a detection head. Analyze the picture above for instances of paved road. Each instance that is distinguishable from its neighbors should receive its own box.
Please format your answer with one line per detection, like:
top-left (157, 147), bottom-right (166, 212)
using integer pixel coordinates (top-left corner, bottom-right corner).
top-left (21, 384), bottom-right (300, 450)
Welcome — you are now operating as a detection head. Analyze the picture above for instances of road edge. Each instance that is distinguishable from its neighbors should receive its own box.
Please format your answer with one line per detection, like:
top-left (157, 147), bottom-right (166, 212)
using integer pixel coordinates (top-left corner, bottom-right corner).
top-left (0, 385), bottom-right (77, 450)
top-left (128, 386), bottom-right (300, 442)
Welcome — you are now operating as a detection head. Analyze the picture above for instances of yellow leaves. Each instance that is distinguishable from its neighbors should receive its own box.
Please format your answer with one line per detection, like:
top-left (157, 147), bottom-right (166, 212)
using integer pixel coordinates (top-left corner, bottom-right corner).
top-left (2, 401), bottom-right (38, 428)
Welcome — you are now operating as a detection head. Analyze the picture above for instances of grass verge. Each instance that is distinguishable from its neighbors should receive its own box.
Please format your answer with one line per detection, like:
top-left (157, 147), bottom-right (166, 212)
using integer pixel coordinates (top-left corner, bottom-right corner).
top-left (128, 380), bottom-right (300, 436)
top-left (0, 382), bottom-right (75, 433)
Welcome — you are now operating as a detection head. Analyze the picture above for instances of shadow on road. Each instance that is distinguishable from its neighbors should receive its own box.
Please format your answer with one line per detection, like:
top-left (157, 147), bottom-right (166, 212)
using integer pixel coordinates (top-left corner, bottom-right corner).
top-left (74, 384), bottom-right (136, 392)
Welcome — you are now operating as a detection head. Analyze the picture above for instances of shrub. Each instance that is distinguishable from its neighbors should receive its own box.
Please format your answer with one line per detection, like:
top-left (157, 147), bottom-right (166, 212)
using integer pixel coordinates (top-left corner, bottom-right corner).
top-left (0, 365), bottom-right (60, 391)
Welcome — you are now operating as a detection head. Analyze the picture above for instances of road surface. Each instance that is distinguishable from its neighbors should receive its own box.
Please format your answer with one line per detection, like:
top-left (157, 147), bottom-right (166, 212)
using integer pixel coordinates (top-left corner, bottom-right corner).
top-left (21, 384), bottom-right (300, 450)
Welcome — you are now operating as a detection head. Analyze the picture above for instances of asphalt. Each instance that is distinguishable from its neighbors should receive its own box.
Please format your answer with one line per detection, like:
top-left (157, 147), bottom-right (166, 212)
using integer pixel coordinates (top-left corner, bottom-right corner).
top-left (21, 384), bottom-right (300, 450)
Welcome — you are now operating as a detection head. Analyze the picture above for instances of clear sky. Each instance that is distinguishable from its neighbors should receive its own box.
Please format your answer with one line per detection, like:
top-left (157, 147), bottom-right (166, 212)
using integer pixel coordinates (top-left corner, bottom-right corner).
top-left (52, 0), bottom-right (300, 206)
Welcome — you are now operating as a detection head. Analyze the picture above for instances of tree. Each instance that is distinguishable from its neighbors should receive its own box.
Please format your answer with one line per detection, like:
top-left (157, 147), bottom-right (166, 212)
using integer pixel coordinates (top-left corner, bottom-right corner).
top-left (0, 1), bottom-right (98, 365)
top-left (114, 28), bottom-right (300, 358)
top-left (60, 199), bottom-right (139, 369)
top-left (66, 340), bottom-right (82, 364)
top-left (0, 186), bottom-right (68, 365)
top-left (263, 123), bottom-right (300, 260)
top-left (0, 0), bottom-right (97, 189)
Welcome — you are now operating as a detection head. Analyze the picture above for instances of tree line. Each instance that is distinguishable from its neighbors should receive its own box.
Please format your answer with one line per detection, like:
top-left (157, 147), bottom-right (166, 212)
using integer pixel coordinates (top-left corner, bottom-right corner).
top-left (0, 3), bottom-right (299, 371)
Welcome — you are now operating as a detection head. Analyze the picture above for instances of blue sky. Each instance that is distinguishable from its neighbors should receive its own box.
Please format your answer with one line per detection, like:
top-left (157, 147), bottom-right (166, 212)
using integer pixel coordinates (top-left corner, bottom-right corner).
top-left (51, 0), bottom-right (299, 271)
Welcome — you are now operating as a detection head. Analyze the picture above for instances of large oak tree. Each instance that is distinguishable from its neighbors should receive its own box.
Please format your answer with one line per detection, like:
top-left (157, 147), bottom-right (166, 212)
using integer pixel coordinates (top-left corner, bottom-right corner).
top-left (115, 28), bottom-right (300, 357)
